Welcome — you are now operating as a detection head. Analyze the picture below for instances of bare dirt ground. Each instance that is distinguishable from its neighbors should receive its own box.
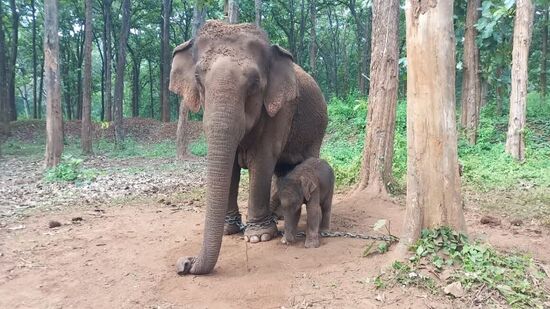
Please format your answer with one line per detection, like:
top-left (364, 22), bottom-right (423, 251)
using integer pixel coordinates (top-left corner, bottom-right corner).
top-left (1, 152), bottom-right (549, 309)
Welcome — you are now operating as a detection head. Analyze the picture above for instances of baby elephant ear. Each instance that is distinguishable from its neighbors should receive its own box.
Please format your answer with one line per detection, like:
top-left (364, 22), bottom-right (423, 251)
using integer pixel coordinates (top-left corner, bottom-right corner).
top-left (300, 175), bottom-right (317, 202)
top-left (264, 45), bottom-right (298, 117)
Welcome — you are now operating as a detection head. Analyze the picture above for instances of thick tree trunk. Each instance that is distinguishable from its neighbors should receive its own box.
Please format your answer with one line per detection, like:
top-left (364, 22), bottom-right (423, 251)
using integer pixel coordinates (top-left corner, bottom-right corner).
top-left (32, 0), bottom-right (38, 119)
top-left (541, 7), bottom-right (548, 98)
top-left (161, 0), bottom-right (172, 122)
top-left (0, 1), bottom-right (9, 145)
top-left (356, 0), bottom-right (399, 197)
top-left (8, 0), bottom-right (19, 121)
top-left (103, 0), bottom-right (113, 122)
top-left (113, 0), bottom-right (131, 147)
top-left (44, 0), bottom-right (63, 168)
top-left (255, 0), bottom-right (261, 27)
top-left (506, 0), bottom-right (534, 161)
top-left (81, 0), bottom-right (93, 155)
top-left (399, 0), bottom-right (466, 253)
top-left (460, 0), bottom-right (481, 145)
top-left (309, 0), bottom-right (317, 77)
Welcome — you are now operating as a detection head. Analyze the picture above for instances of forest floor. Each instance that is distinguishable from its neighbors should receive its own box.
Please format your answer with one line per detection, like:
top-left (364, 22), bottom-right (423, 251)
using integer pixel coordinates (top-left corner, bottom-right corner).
top-left (1, 119), bottom-right (549, 308)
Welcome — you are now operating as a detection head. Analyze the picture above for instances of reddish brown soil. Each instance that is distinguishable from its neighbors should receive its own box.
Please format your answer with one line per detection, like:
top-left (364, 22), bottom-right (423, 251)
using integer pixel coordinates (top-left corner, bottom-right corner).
top-left (1, 192), bottom-right (548, 308)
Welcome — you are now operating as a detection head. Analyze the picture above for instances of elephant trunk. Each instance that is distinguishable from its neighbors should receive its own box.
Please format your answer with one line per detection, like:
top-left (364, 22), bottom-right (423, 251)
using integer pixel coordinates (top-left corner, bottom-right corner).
top-left (189, 98), bottom-right (244, 275)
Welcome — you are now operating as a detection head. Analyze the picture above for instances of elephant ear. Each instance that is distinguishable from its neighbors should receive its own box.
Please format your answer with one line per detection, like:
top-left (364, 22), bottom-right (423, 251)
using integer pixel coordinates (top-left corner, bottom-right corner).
top-left (300, 175), bottom-right (317, 202)
top-left (169, 39), bottom-right (201, 113)
top-left (264, 45), bottom-right (298, 117)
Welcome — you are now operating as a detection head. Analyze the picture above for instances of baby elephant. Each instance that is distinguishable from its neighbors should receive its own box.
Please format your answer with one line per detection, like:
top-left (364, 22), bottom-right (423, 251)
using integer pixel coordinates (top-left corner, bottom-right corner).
top-left (275, 158), bottom-right (335, 248)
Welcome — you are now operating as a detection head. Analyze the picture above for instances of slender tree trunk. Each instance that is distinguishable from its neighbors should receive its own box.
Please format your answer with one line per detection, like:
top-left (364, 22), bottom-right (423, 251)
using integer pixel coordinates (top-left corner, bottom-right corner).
top-left (399, 0), bottom-right (466, 253)
top-left (38, 55), bottom-right (44, 118)
top-left (131, 52), bottom-right (141, 118)
top-left (8, 0), bottom-right (19, 121)
top-left (161, 0), bottom-right (172, 122)
top-left (113, 0), bottom-right (131, 147)
top-left (359, 8), bottom-right (372, 96)
top-left (192, 2), bottom-right (206, 37)
top-left (32, 0), bottom-right (38, 119)
top-left (309, 0), bottom-right (317, 78)
top-left (496, 67), bottom-right (504, 116)
top-left (103, 0), bottom-right (113, 121)
top-left (81, 0), bottom-right (93, 155)
top-left (355, 0), bottom-right (399, 197)
top-left (506, 0), bottom-right (534, 161)
top-left (460, 0), bottom-right (481, 145)
top-left (44, 0), bottom-right (63, 168)
top-left (0, 1), bottom-right (9, 147)
top-left (541, 7), bottom-right (548, 98)
top-left (225, 0), bottom-right (239, 23)
top-left (255, 0), bottom-right (262, 27)
top-left (149, 59), bottom-right (154, 118)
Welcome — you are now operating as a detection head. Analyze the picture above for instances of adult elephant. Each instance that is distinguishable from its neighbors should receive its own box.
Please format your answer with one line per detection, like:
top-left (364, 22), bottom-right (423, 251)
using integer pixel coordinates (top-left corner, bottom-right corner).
top-left (170, 21), bottom-right (328, 275)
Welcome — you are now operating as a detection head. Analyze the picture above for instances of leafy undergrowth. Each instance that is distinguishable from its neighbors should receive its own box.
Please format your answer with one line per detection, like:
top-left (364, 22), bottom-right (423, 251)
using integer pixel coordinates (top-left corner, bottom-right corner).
top-left (44, 155), bottom-right (99, 183)
top-left (376, 227), bottom-right (549, 308)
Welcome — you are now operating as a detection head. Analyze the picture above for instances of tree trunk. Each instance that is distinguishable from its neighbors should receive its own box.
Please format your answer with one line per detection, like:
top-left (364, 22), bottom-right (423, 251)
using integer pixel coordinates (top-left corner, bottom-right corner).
top-left (32, 0), bottom-right (38, 119)
top-left (192, 3), bottom-right (206, 37)
top-left (399, 0), bottom-right (466, 253)
top-left (0, 1), bottom-right (9, 145)
top-left (161, 0), bottom-right (172, 122)
top-left (113, 0), bottom-right (131, 147)
top-left (225, 0), bottom-right (239, 23)
top-left (103, 0), bottom-right (113, 122)
top-left (38, 55), bottom-right (45, 119)
top-left (44, 0), bottom-right (63, 168)
top-left (496, 67), bottom-right (504, 116)
top-left (541, 7), bottom-right (548, 98)
top-left (149, 59), bottom-right (154, 118)
top-left (355, 0), bottom-right (399, 197)
top-left (7, 0), bottom-right (19, 121)
top-left (131, 50), bottom-right (141, 118)
top-left (506, 0), bottom-right (534, 161)
top-left (81, 0), bottom-right (93, 155)
top-left (255, 0), bottom-right (262, 27)
top-left (309, 0), bottom-right (317, 77)
top-left (460, 0), bottom-right (481, 145)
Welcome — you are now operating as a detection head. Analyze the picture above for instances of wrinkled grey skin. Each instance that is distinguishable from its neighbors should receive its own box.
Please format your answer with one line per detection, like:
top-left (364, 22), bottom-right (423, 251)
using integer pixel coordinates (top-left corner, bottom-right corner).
top-left (273, 158), bottom-right (334, 248)
top-left (169, 21), bottom-right (328, 275)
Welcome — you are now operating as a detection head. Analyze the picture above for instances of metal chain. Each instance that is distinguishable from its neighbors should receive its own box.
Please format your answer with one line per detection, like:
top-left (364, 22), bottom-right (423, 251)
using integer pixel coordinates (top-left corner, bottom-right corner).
top-left (225, 213), bottom-right (398, 242)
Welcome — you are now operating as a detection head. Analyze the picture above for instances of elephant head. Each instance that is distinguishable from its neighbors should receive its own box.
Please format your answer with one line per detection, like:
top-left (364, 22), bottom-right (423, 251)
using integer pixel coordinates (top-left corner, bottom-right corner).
top-left (169, 21), bottom-right (298, 275)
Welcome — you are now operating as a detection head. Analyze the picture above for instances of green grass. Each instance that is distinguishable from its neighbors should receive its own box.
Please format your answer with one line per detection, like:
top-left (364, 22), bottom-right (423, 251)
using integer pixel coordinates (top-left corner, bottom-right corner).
top-left (44, 155), bottom-right (99, 183)
top-left (377, 227), bottom-right (548, 308)
top-left (321, 92), bottom-right (550, 193)
top-left (188, 135), bottom-right (207, 157)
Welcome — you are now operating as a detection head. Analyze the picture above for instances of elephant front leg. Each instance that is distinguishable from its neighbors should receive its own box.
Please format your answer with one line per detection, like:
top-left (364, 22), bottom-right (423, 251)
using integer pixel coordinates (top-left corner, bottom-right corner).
top-left (224, 156), bottom-right (243, 235)
top-left (244, 159), bottom-right (279, 243)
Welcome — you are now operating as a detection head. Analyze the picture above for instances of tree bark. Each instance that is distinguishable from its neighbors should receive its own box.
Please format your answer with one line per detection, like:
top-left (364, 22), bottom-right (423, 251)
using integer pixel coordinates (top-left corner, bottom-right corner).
top-left (7, 0), bottom-right (19, 121)
top-left (32, 0), bottom-right (38, 119)
top-left (148, 59), bottom-right (154, 118)
top-left (103, 0), bottom-right (113, 122)
top-left (38, 55), bottom-right (44, 119)
top-left (541, 7), bottom-right (548, 98)
top-left (0, 1), bottom-right (9, 147)
top-left (161, 0), bottom-right (173, 122)
top-left (113, 0), bottom-right (131, 147)
top-left (44, 0), bottom-right (63, 168)
top-left (355, 0), bottom-right (399, 197)
top-left (129, 46), bottom-right (141, 118)
top-left (506, 0), bottom-right (534, 161)
top-left (309, 0), bottom-right (317, 78)
top-left (359, 7), bottom-right (372, 96)
top-left (399, 0), bottom-right (466, 253)
top-left (460, 0), bottom-right (481, 145)
top-left (255, 0), bottom-right (262, 27)
top-left (81, 0), bottom-right (93, 155)
top-left (192, 2), bottom-right (206, 37)
top-left (225, 0), bottom-right (239, 23)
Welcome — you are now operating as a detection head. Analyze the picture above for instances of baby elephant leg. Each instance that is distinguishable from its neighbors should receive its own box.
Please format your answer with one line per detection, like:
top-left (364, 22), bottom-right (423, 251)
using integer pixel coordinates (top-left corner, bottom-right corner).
top-left (305, 196), bottom-right (322, 248)
top-left (320, 189), bottom-right (333, 231)
top-left (282, 207), bottom-right (301, 244)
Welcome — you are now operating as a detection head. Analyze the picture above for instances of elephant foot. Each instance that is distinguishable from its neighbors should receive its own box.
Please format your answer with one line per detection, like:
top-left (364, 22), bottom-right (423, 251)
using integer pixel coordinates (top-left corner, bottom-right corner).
top-left (224, 213), bottom-right (244, 235)
top-left (244, 215), bottom-right (278, 243)
top-left (304, 236), bottom-right (320, 248)
top-left (281, 233), bottom-right (296, 245)
top-left (176, 256), bottom-right (196, 275)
